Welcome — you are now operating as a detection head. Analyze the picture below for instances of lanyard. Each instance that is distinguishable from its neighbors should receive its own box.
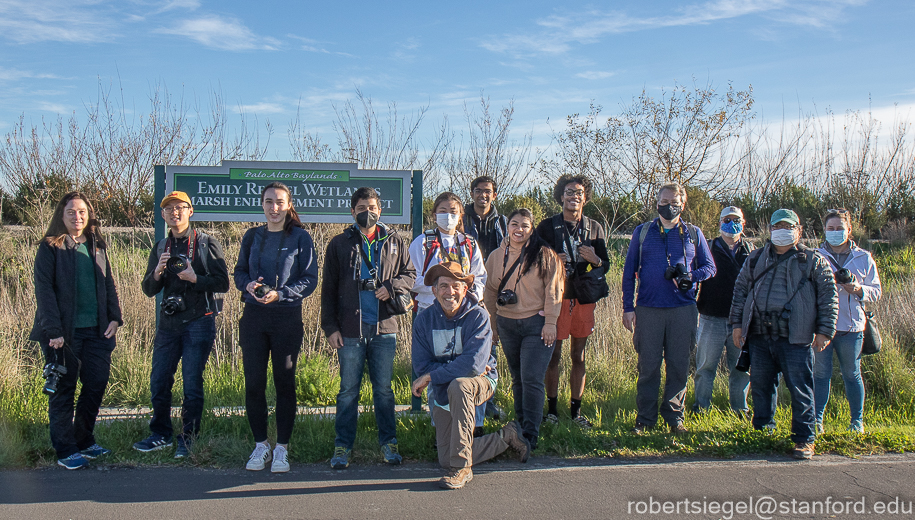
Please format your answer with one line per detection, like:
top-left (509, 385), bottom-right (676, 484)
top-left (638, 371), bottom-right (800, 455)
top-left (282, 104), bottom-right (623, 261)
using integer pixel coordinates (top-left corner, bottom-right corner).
top-left (358, 228), bottom-right (385, 280)
top-left (498, 243), bottom-right (526, 294)
top-left (660, 221), bottom-right (689, 269)
top-left (256, 227), bottom-right (287, 289)
top-left (165, 229), bottom-right (197, 263)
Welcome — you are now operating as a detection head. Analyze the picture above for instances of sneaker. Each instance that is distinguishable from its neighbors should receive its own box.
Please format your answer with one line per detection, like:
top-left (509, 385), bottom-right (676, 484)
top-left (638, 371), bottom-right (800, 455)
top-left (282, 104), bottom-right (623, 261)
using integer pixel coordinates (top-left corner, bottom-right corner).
top-left (271, 445), bottom-right (289, 473)
top-left (815, 422), bottom-right (825, 435)
top-left (439, 467), bottom-right (473, 489)
top-left (485, 401), bottom-right (502, 420)
top-left (133, 433), bottom-right (173, 453)
top-left (572, 415), bottom-right (593, 429)
top-left (793, 442), bottom-right (815, 460)
top-left (670, 422), bottom-right (689, 435)
top-left (499, 420), bottom-right (531, 463)
top-left (57, 453), bottom-right (90, 470)
top-left (849, 422), bottom-right (865, 434)
top-left (331, 446), bottom-right (351, 469)
top-left (630, 422), bottom-right (650, 434)
top-left (381, 442), bottom-right (402, 465)
top-left (543, 413), bottom-right (559, 425)
top-left (246, 442), bottom-right (272, 471)
top-left (79, 444), bottom-right (111, 459)
top-left (174, 437), bottom-right (191, 459)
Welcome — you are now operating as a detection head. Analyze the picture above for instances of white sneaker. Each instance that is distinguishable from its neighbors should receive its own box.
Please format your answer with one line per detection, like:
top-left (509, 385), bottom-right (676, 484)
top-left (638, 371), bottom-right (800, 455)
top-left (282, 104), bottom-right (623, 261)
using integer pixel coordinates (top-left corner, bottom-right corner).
top-left (271, 445), bottom-right (290, 473)
top-left (246, 442), bottom-right (272, 471)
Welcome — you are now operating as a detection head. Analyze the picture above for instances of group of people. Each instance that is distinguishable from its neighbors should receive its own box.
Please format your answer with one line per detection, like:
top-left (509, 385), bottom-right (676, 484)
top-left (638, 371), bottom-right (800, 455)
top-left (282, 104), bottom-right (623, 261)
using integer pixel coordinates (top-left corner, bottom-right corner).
top-left (31, 174), bottom-right (879, 489)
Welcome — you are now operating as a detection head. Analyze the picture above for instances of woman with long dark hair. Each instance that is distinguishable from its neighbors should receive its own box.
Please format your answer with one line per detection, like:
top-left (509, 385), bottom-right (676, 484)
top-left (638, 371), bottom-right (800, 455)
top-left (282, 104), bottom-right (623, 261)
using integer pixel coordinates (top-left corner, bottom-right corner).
top-left (234, 182), bottom-right (318, 472)
top-left (30, 191), bottom-right (123, 470)
top-left (483, 208), bottom-right (564, 452)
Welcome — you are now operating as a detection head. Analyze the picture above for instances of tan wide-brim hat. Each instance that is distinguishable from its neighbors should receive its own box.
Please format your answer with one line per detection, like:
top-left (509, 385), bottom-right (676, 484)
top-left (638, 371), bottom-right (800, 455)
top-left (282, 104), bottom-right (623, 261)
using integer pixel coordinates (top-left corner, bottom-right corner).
top-left (423, 260), bottom-right (475, 287)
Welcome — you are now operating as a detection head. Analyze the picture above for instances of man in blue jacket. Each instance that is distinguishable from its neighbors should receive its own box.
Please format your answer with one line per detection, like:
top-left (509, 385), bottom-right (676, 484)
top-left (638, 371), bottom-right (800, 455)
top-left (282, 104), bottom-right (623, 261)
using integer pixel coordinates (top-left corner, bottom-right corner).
top-left (621, 182), bottom-right (716, 434)
top-left (412, 261), bottom-right (530, 490)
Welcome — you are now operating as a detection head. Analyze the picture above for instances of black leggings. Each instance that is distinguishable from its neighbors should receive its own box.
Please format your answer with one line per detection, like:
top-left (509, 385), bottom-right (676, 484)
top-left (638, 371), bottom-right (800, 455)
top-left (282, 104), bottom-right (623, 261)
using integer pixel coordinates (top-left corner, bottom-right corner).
top-left (239, 303), bottom-right (304, 444)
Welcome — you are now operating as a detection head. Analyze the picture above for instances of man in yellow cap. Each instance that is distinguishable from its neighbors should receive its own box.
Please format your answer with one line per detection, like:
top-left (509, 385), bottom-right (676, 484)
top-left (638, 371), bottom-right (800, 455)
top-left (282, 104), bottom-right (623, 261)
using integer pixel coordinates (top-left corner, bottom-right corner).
top-left (133, 191), bottom-right (229, 458)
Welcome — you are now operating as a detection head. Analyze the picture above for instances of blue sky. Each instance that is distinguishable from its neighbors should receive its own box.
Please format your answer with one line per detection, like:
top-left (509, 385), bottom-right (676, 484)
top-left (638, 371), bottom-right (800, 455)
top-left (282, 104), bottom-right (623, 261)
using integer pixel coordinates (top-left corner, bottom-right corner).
top-left (1, 0), bottom-right (913, 157)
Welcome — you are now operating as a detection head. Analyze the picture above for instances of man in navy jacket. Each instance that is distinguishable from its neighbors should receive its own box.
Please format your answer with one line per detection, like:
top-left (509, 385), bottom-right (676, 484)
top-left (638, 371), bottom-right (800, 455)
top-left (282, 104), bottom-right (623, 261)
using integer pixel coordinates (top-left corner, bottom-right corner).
top-left (621, 182), bottom-right (715, 434)
top-left (412, 261), bottom-right (530, 490)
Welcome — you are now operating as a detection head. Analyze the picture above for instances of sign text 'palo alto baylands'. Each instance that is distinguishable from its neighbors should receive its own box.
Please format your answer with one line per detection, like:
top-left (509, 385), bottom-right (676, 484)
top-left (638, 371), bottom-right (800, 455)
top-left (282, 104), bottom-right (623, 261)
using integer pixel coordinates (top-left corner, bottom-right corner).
top-left (164, 160), bottom-right (414, 224)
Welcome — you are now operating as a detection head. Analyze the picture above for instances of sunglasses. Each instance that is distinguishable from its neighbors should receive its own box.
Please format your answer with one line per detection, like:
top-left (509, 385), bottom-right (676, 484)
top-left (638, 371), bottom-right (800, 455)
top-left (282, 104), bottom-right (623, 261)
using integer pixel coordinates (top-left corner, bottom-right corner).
top-left (827, 208), bottom-right (849, 215)
top-left (721, 218), bottom-right (742, 224)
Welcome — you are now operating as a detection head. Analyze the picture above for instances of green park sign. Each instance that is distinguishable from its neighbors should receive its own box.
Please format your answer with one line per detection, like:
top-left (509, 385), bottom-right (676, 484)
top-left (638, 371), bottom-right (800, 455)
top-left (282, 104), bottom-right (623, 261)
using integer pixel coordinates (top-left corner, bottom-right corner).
top-left (162, 160), bottom-right (414, 224)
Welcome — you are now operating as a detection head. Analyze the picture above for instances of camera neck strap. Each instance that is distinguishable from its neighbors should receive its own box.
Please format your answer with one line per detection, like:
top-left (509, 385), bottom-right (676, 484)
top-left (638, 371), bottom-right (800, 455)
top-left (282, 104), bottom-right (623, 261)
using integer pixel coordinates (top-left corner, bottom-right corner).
top-left (498, 243), bottom-right (526, 294)
top-left (256, 227), bottom-right (287, 289)
top-left (358, 228), bottom-right (385, 280)
top-left (166, 229), bottom-right (197, 264)
top-left (661, 221), bottom-right (689, 269)
top-left (558, 215), bottom-right (587, 267)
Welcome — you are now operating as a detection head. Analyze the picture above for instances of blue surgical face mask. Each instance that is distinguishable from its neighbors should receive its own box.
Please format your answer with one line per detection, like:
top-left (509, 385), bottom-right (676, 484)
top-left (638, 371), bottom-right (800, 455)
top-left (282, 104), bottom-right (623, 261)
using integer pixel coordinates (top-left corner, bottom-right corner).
top-left (825, 229), bottom-right (848, 247)
top-left (720, 220), bottom-right (743, 238)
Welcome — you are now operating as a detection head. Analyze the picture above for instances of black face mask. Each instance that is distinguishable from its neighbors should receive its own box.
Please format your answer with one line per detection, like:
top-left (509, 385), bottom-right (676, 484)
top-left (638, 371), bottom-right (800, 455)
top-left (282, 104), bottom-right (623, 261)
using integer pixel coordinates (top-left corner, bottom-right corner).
top-left (355, 210), bottom-right (379, 229)
top-left (658, 204), bottom-right (682, 221)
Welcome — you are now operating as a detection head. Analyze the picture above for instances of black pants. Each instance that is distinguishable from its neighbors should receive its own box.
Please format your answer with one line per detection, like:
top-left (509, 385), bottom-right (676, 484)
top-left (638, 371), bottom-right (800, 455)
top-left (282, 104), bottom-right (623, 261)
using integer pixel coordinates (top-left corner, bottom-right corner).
top-left (239, 304), bottom-right (304, 444)
top-left (42, 327), bottom-right (116, 459)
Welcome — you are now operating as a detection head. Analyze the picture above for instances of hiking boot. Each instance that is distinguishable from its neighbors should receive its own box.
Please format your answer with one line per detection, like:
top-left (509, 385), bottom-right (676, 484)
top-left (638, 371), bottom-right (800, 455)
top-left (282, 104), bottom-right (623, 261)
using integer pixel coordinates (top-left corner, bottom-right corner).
top-left (246, 442), bottom-right (272, 471)
top-left (500, 420), bottom-right (531, 463)
top-left (57, 453), bottom-right (90, 470)
top-left (381, 442), bottom-right (402, 465)
top-left (543, 413), bottom-right (559, 425)
top-left (572, 415), bottom-right (593, 429)
top-left (670, 422), bottom-right (689, 435)
top-left (133, 433), bottom-right (173, 453)
top-left (331, 446), bottom-right (351, 469)
top-left (271, 445), bottom-right (290, 473)
top-left (79, 444), bottom-right (111, 460)
top-left (439, 467), bottom-right (473, 489)
top-left (793, 442), bottom-right (815, 460)
top-left (485, 401), bottom-right (502, 420)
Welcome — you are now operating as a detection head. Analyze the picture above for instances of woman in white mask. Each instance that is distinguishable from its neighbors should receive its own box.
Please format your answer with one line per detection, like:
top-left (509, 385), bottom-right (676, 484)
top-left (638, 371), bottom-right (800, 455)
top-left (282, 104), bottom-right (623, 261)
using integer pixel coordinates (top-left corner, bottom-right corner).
top-left (409, 192), bottom-right (487, 311)
top-left (814, 209), bottom-right (881, 434)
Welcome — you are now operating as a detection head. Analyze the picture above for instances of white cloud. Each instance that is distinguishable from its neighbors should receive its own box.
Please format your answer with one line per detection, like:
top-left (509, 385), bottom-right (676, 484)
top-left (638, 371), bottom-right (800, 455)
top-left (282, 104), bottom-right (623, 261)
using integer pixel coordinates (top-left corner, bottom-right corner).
top-left (233, 102), bottom-right (285, 115)
top-left (156, 16), bottom-right (280, 51)
top-left (576, 71), bottom-right (615, 80)
top-left (35, 101), bottom-right (72, 114)
top-left (0, 0), bottom-right (119, 43)
top-left (0, 66), bottom-right (60, 82)
top-left (483, 0), bottom-right (867, 56)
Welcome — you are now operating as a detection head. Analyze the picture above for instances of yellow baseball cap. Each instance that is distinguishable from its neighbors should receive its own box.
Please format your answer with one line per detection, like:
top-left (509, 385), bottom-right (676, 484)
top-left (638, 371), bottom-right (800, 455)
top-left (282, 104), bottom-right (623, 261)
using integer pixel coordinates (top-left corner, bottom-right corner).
top-left (160, 191), bottom-right (193, 209)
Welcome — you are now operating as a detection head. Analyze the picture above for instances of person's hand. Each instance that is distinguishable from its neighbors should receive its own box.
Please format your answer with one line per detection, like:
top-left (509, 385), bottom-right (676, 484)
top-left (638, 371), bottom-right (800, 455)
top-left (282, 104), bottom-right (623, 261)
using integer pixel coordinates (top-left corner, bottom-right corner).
top-left (412, 373), bottom-right (432, 397)
top-left (541, 324), bottom-right (557, 346)
top-left (375, 287), bottom-right (391, 301)
top-left (623, 311), bottom-right (636, 333)
top-left (49, 337), bottom-right (64, 349)
top-left (579, 245), bottom-right (600, 265)
top-left (733, 327), bottom-right (744, 349)
top-left (153, 252), bottom-right (170, 281)
top-left (246, 277), bottom-right (264, 297)
top-left (328, 331), bottom-right (344, 349)
top-left (177, 264), bottom-right (197, 284)
top-left (256, 289), bottom-right (279, 304)
top-left (841, 281), bottom-right (862, 297)
top-left (104, 321), bottom-right (119, 339)
top-left (813, 333), bottom-right (831, 352)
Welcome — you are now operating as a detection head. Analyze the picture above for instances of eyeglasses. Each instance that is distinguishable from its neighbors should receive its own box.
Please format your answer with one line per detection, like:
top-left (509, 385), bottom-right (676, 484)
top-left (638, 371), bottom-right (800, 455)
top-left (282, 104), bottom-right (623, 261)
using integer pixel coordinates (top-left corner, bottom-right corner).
top-left (472, 189), bottom-right (494, 196)
top-left (771, 223), bottom-right (797, 230)
top-left (564, 189), bottom-right (585, 197)
top-left (164, 205), bottom-right (191, 214)
top-left (827, 208), bottom-right (848, 214)
top-left (721, 218), bottom-right (742, 224)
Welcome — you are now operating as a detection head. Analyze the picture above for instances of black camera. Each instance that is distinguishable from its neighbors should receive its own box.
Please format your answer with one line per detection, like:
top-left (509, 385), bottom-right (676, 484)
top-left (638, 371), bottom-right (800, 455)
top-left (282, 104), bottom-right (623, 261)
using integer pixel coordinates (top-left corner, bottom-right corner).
top-left (835, 268), bottom-right (854, 285)
top-left (360, 278), bottom-right (378, 292)
top-left (161, 294), bottom-right (187, 316)
top-left (497, 289), bottom-right (518, 306)
top-left (166, 254), bottom-right (191, 274)
top-left (42, 362), bottom-right (67, 395)
top-left (734, 348), bottom-right (751, 372)
top-left (664, 263), bottom-right (692, 291)
top-left (254, 284), bottom-right (274, 299)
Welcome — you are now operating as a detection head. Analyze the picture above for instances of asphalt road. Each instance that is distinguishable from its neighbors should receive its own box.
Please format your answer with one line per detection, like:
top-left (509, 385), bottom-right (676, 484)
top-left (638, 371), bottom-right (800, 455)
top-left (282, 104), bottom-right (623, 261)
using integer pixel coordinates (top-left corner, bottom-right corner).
top-left (2, 453), bottom-right (914, 519)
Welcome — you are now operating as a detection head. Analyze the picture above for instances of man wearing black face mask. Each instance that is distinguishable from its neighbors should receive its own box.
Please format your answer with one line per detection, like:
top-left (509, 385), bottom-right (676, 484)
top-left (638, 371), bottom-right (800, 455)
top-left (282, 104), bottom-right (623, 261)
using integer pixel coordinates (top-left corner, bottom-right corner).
top-left (321, 187), bottom-right (416, 469)
top-left (621, 182), bottom-right (716, 434)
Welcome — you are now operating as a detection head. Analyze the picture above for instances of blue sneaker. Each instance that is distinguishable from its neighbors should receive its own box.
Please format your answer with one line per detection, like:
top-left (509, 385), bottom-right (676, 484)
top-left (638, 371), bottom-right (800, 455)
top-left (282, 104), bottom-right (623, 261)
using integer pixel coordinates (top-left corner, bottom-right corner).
top-left (174, 437), bottom-right (191, 459)
top-left (58, 453), bottom-right (90, 470)
top-left (133, 433), bottom-right (173, 452)
top-left (330, 446), bottom-right (351, 469)
top-left (79, 444), bottom-right (111, 459)
top-left (381, 442), bottom-right (402, 465)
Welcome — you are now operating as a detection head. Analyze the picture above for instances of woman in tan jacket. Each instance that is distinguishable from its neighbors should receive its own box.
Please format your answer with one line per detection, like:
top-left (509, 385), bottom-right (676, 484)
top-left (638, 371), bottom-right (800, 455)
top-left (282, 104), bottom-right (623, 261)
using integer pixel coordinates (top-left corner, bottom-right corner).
top-left (484, 208), bottom-right (564, 451)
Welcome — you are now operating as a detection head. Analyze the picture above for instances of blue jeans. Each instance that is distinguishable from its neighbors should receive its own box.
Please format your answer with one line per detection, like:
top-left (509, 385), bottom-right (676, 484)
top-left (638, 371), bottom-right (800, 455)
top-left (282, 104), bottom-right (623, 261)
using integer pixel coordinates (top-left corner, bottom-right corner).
top-left (747, 335), bottom-right (816, 444)
top-left (334, 324), bottom-right (397, 449)
top-left (498, 313), bottom-right (553, 449)
top-left (693, 315), bottom-right (750, 412)
top-left (149, 315), bottom-right (216, 439)
top-left (814, 331), bottom-right (865, 430)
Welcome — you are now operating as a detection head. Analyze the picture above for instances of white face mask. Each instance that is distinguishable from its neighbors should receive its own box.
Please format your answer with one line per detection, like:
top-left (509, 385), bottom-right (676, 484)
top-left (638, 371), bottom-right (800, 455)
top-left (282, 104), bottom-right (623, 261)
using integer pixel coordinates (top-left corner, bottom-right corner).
top-left (825, 230), bottom-right (848, 247)
top-left (435, 213), bottom-right (461, 232)
top-left (770, 228), bottom-right (797, 247)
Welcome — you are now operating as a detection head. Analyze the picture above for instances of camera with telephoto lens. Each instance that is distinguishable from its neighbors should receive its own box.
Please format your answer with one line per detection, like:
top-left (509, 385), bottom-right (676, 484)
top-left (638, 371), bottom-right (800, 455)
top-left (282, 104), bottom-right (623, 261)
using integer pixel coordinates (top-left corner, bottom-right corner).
top-left (161, 294), bottom-right (187, 316)
top-left (166, 254), bottom-right (191, 275)
top-left (497, 289), bottom-right (518, 306)
top-left (834, 268), bottom-right (854, 285)
top-left (254, 283), bottom-right (274, 299)
top-left (735, 348), bottom-right (751, 372)
top-left (42, 362), bottom-right (67, 395)
top-left (359, 278), bottom-right (378, 292)
top-left (664, 263), bottom-right (693, 291)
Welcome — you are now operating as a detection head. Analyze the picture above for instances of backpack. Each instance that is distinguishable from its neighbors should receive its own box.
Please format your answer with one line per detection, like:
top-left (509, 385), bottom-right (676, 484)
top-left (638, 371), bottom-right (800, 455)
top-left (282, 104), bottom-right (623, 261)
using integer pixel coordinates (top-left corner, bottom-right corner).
top-left (155, 230), bottom-right (223, 315)
top-left (421, 229), bottom-right (476, 274)
top-left (550, 215), bottom-right (609, 303)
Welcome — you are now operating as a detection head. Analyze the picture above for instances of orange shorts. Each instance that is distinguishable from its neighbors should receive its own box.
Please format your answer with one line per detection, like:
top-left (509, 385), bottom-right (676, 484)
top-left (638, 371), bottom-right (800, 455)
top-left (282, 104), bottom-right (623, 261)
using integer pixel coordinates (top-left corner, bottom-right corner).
top-left (556, 299), bottom-right (596, 340)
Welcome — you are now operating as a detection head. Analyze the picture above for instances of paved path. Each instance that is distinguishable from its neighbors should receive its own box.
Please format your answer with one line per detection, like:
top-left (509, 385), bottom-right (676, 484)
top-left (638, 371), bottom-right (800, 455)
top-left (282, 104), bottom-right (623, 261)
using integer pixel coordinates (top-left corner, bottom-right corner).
top-left (2, 453), bottom-right (914, 519)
